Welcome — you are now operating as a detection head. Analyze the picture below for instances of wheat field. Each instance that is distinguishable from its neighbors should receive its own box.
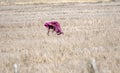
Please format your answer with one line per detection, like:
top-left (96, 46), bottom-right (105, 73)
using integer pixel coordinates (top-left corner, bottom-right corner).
top-left (0, 0), bottom-right (112, 5)
top-left (0, 2), bottom-right (120, 73)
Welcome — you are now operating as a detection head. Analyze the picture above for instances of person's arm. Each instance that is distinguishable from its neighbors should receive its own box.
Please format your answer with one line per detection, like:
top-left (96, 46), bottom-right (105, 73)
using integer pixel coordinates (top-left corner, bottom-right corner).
top-left (47, 29), bottom-right (50, 36)
top-left (52, 27), bottom-right (55, 33)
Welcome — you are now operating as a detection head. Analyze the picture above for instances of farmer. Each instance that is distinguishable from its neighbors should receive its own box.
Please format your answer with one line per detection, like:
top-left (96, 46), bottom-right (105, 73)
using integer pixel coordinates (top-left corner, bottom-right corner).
top-left (44, 21), bottom-right (63, 36)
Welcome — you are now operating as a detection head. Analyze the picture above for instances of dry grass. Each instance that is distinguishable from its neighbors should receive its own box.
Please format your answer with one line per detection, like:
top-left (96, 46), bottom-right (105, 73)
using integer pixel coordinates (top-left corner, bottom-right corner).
top-left (0, 2), bottom-right (120, 73)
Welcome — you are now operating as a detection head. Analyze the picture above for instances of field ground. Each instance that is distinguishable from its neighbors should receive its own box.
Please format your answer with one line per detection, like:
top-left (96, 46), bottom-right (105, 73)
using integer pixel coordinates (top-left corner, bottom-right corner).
top-left (0, 0), bottom-right (112, 5)
top-left (0, 2), bottom-right (120, 73)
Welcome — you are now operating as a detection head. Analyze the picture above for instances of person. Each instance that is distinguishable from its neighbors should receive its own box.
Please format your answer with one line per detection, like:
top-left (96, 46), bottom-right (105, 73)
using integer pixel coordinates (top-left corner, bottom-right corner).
top-left (44, 21), bottom-right (63, 36)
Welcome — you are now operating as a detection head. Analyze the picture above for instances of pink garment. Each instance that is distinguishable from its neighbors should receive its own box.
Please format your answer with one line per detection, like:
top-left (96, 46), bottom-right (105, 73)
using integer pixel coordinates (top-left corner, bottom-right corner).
top-left (44, 21), bottom-right (63, 34)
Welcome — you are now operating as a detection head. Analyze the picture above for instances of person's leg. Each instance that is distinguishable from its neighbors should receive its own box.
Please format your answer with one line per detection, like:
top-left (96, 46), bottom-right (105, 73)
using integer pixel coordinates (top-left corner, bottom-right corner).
top-left (57, 32), bottom-right (61, 35)
top-left (56, 30), bottom-right (63, 35)
top-left (57, 32), bottom-right (63, 35)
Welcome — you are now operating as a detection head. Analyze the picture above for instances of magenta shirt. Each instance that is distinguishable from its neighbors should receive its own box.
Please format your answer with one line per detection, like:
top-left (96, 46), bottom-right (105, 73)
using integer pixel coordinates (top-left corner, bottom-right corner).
top-left (44, 21), bottom-right (63, 33)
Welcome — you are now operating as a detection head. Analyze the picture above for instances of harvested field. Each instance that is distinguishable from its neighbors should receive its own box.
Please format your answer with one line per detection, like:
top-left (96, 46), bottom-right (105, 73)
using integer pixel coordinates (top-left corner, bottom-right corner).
top-left (0, 0), bottom-right (112, 5)
top-left (0, 2), bottom-right (120, 73)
